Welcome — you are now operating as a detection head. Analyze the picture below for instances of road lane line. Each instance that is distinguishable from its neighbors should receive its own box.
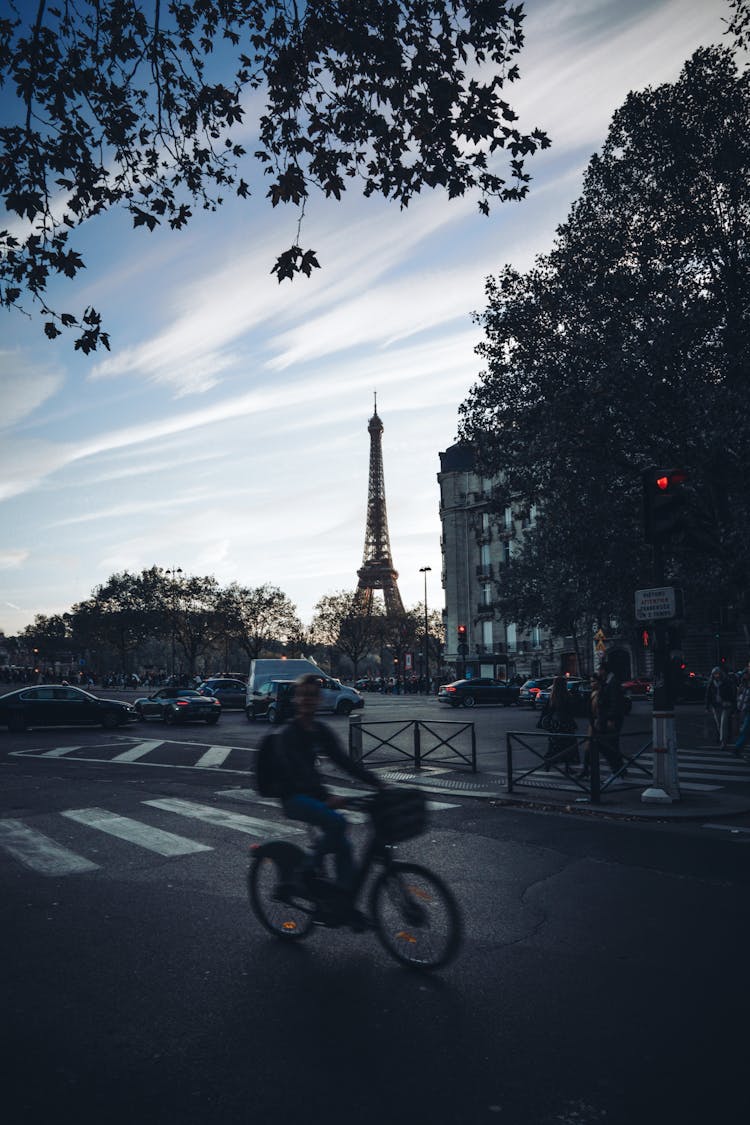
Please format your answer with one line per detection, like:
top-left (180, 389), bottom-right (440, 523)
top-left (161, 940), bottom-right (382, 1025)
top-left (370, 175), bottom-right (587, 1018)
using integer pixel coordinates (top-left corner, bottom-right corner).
top-left (0, 819), bottom-right (100, 875)
top-left (60, 807), bottom-right (211, 855)
top-left (193, 746), bottom-right (233, 769)
top-left (143, 797), bottom-right (303, 836)
top-left (110, 740), bottom-right (164, 762)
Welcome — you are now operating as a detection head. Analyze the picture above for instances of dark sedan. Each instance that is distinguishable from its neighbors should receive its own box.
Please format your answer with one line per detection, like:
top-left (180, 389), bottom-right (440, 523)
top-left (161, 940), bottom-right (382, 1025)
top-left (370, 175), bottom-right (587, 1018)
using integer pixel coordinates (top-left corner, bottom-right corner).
top-left (197, 678), bottom-right (247, 709)
top-left (438, 678), bottom-right (520, 708)
top-left (134, 687), bottom-right (222, 725)
top-left (0, 685), bottom-right (137, 732)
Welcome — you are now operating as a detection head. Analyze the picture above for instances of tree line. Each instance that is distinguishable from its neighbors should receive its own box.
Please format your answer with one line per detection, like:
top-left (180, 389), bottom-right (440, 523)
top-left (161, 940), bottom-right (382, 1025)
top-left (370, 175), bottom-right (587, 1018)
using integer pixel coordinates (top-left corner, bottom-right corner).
top-left (1, 567), bottom-right (444, 681)
top-left (459, 33), bottom-right (750, 661)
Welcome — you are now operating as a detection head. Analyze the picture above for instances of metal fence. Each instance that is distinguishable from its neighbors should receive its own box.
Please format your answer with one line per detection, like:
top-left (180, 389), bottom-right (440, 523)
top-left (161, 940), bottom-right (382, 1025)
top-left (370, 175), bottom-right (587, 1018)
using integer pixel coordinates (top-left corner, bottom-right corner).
top-left (505, 728), bottom-right (653, 803)
top-left (349, 715), bottom-right (477, 772)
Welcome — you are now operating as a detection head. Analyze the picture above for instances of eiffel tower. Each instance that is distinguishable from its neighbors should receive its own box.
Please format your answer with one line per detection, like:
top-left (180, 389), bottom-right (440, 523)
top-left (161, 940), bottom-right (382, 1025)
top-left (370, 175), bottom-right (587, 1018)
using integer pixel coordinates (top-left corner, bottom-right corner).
top-left (355, 396), bottom-right (404, 616)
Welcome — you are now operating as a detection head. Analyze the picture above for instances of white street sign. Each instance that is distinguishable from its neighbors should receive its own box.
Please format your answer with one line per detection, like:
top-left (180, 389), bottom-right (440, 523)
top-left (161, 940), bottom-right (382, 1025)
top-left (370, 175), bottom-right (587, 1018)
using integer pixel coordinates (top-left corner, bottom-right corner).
top-left (634, 587), bottom-right (678, 621)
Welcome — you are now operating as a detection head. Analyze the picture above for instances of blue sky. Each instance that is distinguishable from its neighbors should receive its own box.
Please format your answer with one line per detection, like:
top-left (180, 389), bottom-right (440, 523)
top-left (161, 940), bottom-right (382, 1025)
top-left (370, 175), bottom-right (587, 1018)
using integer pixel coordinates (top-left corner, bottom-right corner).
top-left (0, 0), bottom-right (730, 636)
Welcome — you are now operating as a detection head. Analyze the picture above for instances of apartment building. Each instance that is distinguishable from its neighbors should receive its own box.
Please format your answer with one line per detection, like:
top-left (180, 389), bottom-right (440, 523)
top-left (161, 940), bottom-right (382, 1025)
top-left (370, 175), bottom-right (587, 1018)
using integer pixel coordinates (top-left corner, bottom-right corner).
top-left (437, 442), bottom-right (575, 681)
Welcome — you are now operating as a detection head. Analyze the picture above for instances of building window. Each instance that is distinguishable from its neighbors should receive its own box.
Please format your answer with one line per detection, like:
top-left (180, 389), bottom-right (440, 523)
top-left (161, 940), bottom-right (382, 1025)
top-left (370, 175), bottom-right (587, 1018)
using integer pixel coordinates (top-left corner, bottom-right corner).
top-left (482, 620), bottom-right (493, 648)
top-left (503, 540), bottom-right (512, 565)
top-left (531, 626), bottom-right (541, 648)
top-left (507, 623), bottom-right (517, 651)
top-left (483, 582), bottom-right (493, 606)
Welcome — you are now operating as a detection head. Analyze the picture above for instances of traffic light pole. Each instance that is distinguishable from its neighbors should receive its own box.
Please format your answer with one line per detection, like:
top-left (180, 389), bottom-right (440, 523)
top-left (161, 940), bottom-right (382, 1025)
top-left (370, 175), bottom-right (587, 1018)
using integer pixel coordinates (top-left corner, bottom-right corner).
top-left (642, 543), bottom-right (681, 804)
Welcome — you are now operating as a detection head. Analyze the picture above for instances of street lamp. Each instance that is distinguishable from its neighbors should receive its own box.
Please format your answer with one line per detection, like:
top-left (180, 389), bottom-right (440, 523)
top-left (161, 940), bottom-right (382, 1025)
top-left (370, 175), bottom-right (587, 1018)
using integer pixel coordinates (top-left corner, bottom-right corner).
top-left (419, 566), bottom-right (432, 694)
top-left (165, 566), bottom-right (183, 680)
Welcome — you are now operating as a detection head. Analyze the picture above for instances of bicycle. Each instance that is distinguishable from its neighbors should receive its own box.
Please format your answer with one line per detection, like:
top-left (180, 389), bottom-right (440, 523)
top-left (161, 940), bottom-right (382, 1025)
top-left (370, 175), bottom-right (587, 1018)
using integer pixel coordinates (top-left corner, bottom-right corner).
top-left (247, 787), bottom-right (462, 971)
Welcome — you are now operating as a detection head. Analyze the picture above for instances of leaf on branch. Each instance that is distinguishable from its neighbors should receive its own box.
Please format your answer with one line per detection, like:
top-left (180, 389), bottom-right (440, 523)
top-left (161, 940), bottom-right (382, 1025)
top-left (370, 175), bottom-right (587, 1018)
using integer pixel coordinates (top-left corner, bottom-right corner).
top-left (131, 207), bottom-right (160, 231)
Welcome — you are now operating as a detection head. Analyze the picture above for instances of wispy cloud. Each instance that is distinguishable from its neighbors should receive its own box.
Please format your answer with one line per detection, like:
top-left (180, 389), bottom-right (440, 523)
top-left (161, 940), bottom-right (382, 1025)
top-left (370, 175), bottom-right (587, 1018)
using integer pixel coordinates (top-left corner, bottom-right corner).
top-left (0, 549), bottom-right (30, 570)
top-left (0, 351), bottom-right (64, 428)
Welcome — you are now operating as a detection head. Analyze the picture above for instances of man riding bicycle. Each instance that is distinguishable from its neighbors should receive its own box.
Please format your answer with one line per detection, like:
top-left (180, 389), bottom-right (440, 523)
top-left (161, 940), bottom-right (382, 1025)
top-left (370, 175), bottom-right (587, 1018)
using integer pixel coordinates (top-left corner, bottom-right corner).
top-left (271, 673), bottom-right (384, 898)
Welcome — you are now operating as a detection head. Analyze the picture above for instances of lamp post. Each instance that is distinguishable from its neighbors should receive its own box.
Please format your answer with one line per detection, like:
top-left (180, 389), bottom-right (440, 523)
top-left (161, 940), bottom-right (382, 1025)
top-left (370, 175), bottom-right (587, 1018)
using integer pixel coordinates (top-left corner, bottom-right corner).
top-left (165, 566), bottom-right (183, 681)
top-left (419, 566), bottom-right (431, 694)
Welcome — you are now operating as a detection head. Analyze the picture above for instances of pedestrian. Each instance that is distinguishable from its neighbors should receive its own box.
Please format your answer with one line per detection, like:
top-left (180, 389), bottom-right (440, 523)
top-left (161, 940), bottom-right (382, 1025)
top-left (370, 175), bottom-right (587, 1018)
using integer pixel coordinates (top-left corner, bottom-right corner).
top-left (577, 672), bottom-right (604, 780)
top-left (595, 662), bottom-right (627, 776)
top-left (705, 666), bottom-right (736, 751)
top-left (537, 675), bottom-right (579, 774)
top-left (732, 671), bottom-right (750, 756)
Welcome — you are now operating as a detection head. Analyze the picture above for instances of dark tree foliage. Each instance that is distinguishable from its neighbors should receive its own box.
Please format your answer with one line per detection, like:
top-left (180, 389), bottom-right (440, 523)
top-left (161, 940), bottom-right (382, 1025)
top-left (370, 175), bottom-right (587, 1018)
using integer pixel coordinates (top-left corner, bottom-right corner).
top-left (459, 47), bottom-right (750, 635)
top-left (0, 0), bottom-right (548, 351)
top-left (727, 0), bottom-right (750, 49)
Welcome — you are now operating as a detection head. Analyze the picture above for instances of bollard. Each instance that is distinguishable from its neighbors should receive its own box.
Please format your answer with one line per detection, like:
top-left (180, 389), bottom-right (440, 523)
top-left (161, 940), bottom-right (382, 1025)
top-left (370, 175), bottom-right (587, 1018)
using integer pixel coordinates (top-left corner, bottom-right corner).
top-left (350, 713), bottom-right (362, 763)
top-left (413, 721), bottom-right (421, 770)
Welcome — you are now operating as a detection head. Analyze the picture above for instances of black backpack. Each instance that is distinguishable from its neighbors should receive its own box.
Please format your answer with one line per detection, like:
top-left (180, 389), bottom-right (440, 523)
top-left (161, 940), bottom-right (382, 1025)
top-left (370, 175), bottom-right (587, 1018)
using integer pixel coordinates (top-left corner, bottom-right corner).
top-left (255, 732), bottom-right (286, 798)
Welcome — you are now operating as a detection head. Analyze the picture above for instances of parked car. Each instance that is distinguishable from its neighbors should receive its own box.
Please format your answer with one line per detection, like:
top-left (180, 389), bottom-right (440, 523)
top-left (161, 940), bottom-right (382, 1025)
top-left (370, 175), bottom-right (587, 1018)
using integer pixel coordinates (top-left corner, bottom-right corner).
top-left (518, 677), bottom-right (554, 708)
top-left (197, 677), bottom-right (247, 709)
top-left (622, 678), bottom-right (652, 698)
top-left (0, 684), bottom-right (138, 731)
top-left (438, 678), bottom-right (520, 708)
top-left (134, 687), bottom-right (222, 725)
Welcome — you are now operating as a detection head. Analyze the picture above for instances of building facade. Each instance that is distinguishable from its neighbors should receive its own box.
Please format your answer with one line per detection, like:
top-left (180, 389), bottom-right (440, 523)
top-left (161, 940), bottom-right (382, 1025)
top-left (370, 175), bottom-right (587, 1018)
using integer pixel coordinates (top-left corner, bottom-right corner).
top-left (438, 443), bottom-right (559, 681)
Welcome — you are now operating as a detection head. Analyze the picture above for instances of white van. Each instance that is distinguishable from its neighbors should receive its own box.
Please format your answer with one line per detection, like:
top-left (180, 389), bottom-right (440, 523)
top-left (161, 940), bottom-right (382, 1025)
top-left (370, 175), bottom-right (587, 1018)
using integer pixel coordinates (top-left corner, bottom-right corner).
top-left (245, 658), bottom-right (364, 717)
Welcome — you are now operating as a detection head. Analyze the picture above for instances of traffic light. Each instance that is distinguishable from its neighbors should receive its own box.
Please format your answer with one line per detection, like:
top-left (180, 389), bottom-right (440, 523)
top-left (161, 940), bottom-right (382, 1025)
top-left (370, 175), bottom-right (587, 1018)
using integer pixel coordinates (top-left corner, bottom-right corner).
top-left (642, 467), bottom-right (687, 544)
top-left (457, 623), bottom-right (468, 656)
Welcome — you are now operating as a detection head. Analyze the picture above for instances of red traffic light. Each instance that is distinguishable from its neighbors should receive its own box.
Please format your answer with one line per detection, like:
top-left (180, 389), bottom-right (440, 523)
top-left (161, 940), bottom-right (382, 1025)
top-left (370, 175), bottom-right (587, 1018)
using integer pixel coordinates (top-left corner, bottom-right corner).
top-left (457, 623), bottom-right (466, 636)
top-left (656, 469), bottom-right (687, 491)
top-left (643, 466), bottom-right (688, 543)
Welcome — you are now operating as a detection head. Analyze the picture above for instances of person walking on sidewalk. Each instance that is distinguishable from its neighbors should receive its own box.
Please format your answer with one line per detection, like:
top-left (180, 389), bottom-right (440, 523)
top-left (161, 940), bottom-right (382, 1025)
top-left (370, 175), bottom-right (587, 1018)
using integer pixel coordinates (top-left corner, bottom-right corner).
top-left (537, 676), bottom-right (579, 774)
top-left (732, 671), bottom-right (750, 756)
top-left (705, 666), bottom-right (736, 751)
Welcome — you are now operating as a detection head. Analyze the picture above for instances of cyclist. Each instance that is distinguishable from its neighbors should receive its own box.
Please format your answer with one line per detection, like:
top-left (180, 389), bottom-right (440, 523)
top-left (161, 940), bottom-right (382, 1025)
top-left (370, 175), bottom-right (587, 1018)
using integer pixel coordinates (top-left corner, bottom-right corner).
top-left (273, 673), bottom-right (384, 901)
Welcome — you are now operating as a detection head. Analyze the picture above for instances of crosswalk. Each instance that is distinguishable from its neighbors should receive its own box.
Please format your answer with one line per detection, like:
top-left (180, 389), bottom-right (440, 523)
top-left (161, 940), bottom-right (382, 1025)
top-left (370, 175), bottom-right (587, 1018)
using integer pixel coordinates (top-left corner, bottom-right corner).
top-left (0, 786), bottom-right (461, 878)
top-left (11, 737), bottom-right (257, 774)
top-left (505, 745), bottom-right (750, 793)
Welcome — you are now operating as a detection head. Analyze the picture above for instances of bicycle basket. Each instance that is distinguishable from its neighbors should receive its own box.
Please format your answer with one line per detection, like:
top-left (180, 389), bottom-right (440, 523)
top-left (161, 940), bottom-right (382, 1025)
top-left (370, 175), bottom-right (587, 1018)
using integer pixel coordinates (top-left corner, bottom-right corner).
top-left (371, 788), bottom-right (428, 843)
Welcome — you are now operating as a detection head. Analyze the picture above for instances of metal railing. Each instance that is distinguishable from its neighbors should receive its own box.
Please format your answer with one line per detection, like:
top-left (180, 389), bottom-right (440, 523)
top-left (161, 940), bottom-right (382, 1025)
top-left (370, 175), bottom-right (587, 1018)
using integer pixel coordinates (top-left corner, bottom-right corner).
top-left (505, 728), bottom-right (653, 803)
top-left (349, 715), bottom-right (476, 772)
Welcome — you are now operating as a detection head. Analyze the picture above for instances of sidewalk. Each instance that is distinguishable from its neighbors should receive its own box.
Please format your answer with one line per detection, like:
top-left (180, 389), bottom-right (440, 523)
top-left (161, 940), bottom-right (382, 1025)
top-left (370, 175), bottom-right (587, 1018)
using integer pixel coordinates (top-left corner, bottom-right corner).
top-left (368, 758), bottom-right (750, 823)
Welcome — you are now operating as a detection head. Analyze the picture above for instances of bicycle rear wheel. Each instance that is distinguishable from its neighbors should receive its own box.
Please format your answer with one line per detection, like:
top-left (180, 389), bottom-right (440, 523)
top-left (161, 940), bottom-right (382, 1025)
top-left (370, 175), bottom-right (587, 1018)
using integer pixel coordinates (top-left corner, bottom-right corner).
top-left (370, 862), bottom-right (461, 970)
top-left (248, 842), bottom-right (314, 941)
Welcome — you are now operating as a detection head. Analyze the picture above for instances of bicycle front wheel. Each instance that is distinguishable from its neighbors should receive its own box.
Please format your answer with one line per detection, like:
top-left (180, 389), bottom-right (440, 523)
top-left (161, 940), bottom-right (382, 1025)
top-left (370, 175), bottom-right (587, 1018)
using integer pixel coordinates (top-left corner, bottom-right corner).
top-left (370, 862), bottom-right (462, 971)
top-left (248, 842), bottom-right (314, 941)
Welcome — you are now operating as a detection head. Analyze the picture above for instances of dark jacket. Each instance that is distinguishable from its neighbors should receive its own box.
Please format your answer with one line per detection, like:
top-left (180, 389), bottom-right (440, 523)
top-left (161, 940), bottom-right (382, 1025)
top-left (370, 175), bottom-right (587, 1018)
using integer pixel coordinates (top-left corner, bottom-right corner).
top-left (274, 718), bottom-right (379, 801)
top-left (705, 675), bottom-right (736, 709)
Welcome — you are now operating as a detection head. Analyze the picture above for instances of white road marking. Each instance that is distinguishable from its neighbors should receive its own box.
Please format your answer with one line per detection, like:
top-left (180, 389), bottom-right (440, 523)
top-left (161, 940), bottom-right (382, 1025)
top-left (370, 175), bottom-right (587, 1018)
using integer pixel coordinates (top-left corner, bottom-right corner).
top-left (40, 745), bottom-right (82, 758)
top-left (0, 819), bottom-right (100, 875)
top-left (193, 746), bottom-right (233, 769)
top-left (60, 807), bottom-right (211, 856)
top-left (110, 740), bottom-right (164, 762)
top-left (702, 823), bottom-right (750, 835)
top-left (143, 797), bottom-right (304, 836)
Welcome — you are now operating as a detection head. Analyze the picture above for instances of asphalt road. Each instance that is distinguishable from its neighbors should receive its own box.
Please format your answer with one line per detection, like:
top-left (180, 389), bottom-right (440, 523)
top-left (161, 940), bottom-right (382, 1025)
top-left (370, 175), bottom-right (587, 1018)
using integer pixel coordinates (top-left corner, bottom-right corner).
top-left (1, 696), bottom-right (747, 1125)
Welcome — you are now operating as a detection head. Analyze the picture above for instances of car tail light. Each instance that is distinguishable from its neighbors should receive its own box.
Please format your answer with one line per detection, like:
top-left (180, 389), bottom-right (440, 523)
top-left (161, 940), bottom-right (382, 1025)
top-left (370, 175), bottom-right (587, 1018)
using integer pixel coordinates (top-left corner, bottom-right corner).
top-left (176, 700), bottom-right (189, 707)
top-left (445, 685), bottom-right (456, 693)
